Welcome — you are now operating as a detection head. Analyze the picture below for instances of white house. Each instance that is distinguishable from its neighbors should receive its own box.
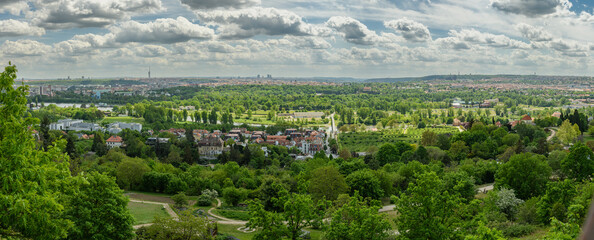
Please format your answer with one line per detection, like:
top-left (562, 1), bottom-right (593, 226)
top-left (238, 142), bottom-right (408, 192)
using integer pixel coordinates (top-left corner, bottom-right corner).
top-left (106, 136), bottom-right (123, 149)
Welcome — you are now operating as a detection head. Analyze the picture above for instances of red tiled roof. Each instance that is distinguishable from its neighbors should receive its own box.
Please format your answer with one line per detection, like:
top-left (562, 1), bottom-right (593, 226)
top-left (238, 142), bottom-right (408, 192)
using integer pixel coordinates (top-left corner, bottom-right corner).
top-left (106, 136), bottom-right (123, 143)
top-left (521, 115), bottom-right (532, 121)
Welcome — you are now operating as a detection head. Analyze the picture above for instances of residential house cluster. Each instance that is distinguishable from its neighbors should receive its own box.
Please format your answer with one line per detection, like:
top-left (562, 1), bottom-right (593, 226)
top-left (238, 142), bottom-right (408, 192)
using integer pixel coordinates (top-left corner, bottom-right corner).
top-left (180, 127), bottom-right (327, 159)
top-left (252, 128), bottom-right (326, 156)
top-left (159, 128), bottom-right (187, 137)
top-left (480, 98), bottom-right (499, 108)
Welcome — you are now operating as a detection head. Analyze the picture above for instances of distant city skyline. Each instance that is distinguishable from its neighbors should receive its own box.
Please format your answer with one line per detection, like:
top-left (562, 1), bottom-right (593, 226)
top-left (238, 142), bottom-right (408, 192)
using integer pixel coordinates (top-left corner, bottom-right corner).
top-left (1, 0), bottom-right (594, 79)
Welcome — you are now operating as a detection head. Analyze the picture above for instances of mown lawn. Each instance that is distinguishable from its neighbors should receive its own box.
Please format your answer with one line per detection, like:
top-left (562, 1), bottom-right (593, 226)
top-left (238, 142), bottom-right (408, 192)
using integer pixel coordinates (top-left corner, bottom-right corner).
top-left (213, 209), bottom-right (251, 221)
top-left (127, 202), bottom-right (170, 224)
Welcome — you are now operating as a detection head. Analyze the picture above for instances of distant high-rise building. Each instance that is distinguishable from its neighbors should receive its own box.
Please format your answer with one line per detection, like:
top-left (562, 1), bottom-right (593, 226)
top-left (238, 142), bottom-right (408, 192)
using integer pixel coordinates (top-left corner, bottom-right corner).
top-left (257, 74), bottom-right (261, 79)
top-left (148, 67), bottom-right (151, 78)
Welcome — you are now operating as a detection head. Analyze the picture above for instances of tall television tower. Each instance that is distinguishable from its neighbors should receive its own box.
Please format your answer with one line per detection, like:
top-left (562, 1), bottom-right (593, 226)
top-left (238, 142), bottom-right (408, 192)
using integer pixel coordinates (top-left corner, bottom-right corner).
top-left (148, 66), bottom-right (151, 79)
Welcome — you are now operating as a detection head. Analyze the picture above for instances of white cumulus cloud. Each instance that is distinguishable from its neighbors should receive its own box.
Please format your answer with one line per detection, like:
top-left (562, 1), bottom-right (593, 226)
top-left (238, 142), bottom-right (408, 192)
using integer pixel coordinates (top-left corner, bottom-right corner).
top-left (384, 18), bottom-right (432, 42)
top-left (196, 7), bottom-right (330, 39)
top-left (515, 23), bottom-right (554, 42)
top-left (181, 0), bottom-right (260, 10)
top-left (326, 16), bottom-right (380, 45)
top-left (0, 19), bottom-right (45, 37)
top-left (490, 0), bottom-right (571, 17)
top-left (111, 17), bottom-right (214, 44)
top-left (1, 39), bottom-right (50, 57)
top-left (30, 0), bottom-right (163, 29)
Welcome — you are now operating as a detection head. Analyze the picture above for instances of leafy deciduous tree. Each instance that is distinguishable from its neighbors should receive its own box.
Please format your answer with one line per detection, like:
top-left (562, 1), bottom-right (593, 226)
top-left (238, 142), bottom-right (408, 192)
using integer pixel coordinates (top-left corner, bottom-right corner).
top-left (325, 192), bottom-right (390, 240)
top-left (346, 169), bottom-right (384, 199)
top-left (561, 143), bottom-right (594, 182)
top-left (394, 171), bottom-right (463, 240)
top-left (65, 172), bottom-right (135, 240)
top-left (308, 166), bottom-right (348, 201)
top-left (0, 64), bottom-right (74, 239)
top-left (495, 153), bottom-right (552, 200)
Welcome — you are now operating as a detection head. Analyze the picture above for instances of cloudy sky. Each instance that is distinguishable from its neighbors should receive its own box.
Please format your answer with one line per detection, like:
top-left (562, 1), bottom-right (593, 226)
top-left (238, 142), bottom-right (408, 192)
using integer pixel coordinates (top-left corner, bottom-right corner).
top-left (1, 0), bottom-right (594, 79)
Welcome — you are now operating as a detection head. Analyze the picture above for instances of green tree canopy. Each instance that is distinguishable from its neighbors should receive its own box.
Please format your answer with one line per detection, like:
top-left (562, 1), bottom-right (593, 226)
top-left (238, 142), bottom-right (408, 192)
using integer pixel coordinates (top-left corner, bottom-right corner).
top-left (0, 63), bottom-right (74, 239)
top-left (346, 169), bottom-right (384, 199)
top-left (325, 192), bottom-right (391, 240)
top-left (246, 200), bottom-right (287, 240)
top-left (116, 157), bottom-right (151, 190)
top-left (65, 172), bottom-right (135, 240)
top-left (561, 143), bottom-right (594, 182)
top-left (495, 153), bottom-right (552, 200)
top-left (557, 119), bottom-right (580, 144)
top-left (308, 165), bottom-right (348, 201)
top-left (376, 143), bottom-right (399, 166)
top-left (394, 171), bottom-right (463, 240)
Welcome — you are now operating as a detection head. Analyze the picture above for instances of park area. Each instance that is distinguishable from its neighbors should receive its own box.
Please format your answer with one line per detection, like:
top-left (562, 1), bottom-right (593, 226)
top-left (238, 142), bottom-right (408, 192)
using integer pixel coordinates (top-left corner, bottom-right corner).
top-left (127, 202), bottom-right (170, 225)
top-left (339, 125), bottom-right (460, 152)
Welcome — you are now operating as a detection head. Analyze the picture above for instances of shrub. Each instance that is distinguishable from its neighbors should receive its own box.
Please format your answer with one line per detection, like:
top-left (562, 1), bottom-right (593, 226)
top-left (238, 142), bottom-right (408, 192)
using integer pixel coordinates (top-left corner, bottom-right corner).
top-left (222, 187), bottom-right (248, 206)
top-left (517, 197), bottom-right (539, 225)
top-left (195, 189), bottom-right (218, 207)
top-left (171, 192), bottom-right (189, 209)
top-left (196, 195), bottom-right (213, 207)
top-left (500, 224), bottom-right (538, 238)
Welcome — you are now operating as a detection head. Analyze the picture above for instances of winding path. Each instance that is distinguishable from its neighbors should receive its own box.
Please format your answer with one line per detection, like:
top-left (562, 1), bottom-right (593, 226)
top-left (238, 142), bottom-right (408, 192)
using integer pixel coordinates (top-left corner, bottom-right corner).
top-left (378, 205), bottom-right (395, 213)
top-left (207, 198), bottom-right (248, 225)
top-left (547, 129), bottom-right (556, 142)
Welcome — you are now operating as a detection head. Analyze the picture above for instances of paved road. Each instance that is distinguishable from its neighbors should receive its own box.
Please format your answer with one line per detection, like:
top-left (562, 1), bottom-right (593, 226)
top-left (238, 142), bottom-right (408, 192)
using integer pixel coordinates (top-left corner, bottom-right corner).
top-left (326, 113), bottom-right (338, 157)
